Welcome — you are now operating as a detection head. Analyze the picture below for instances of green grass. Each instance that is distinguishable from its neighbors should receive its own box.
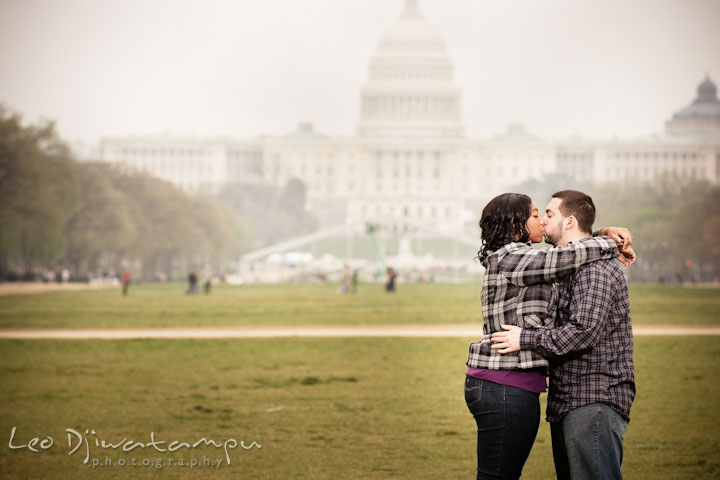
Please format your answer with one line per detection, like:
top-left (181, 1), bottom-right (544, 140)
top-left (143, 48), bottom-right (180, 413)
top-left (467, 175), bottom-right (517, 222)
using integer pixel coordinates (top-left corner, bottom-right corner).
top-left (0, 337), bottom-right (718, 479)
top-left (0, 283), bottom-right (718, 329)
top-left (627, 285), bottom-right (720, 325)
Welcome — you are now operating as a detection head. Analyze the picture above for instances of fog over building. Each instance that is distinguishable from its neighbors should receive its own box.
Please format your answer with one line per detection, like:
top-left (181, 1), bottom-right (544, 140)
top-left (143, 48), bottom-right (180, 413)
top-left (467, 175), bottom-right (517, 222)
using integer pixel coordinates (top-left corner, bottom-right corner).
top-left (98, 0), bottom-right (720, 236)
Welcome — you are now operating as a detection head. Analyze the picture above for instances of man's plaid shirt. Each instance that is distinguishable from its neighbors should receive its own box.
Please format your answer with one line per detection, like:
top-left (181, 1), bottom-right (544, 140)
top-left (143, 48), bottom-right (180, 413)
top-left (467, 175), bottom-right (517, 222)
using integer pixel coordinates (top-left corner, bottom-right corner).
top-left (520, 253), bottom-right (635, 422)
top-left (466, 236), bottom-right (618, 372)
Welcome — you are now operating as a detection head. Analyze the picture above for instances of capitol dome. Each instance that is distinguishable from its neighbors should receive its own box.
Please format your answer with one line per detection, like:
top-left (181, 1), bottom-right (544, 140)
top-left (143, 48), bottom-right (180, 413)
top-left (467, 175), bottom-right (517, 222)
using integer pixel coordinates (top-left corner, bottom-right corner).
top-left (665, 75), bottom-right (720, 136)
top-left (356, 0), bottom-right (464, 138)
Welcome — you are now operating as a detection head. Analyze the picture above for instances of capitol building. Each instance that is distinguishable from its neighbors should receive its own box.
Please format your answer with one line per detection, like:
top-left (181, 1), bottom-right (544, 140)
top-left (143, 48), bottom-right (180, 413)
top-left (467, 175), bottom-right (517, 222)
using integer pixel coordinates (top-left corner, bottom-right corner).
top-left (99, 0), bottom-right (720, 238)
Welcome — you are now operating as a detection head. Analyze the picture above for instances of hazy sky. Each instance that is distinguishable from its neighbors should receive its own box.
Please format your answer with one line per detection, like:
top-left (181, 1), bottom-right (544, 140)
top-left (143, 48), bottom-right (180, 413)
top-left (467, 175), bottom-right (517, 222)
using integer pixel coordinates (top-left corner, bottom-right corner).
top-left (1, 0), bottom-right (719, 144)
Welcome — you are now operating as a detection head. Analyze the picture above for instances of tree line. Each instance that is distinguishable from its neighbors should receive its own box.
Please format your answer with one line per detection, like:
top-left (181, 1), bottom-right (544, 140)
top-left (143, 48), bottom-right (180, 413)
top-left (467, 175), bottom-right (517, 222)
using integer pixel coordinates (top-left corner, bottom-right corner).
top-left (513, 173), bottom-right (720, 283)
top-left (0, 106), bottom-right (252, 281)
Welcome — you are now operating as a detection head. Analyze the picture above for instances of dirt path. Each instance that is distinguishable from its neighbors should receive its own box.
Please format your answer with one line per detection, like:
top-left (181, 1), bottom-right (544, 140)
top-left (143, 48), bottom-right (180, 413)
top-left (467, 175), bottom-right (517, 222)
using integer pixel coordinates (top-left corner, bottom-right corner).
top-left (0, 324), bottom-right (717, 339)
top-left (0, 282), bottom-right (116, 295)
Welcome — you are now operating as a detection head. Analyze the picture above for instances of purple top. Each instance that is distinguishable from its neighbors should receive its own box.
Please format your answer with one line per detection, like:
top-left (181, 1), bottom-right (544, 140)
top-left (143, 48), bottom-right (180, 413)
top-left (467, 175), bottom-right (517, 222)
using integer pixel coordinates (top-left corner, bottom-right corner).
top-left (466, 367), bottom-right (547, 394)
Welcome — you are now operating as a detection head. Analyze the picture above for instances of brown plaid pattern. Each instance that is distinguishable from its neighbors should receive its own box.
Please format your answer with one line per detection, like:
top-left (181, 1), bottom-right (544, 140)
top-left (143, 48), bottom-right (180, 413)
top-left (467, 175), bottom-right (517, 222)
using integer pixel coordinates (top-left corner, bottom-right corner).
top-left (520, 257), bottom-right (635, 422)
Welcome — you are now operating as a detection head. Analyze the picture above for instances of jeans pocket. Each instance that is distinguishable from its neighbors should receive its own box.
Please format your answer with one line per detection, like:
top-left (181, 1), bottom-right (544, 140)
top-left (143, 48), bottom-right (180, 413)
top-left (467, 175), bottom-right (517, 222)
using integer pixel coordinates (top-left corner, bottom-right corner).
top-left (611, 410), bottom-right (628, 441)
top-left (464, 377), bottom-right (483, 408)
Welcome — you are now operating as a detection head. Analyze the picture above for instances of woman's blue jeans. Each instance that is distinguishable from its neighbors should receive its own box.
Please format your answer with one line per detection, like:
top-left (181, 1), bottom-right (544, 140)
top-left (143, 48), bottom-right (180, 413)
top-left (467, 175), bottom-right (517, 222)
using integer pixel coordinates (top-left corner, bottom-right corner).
top-left (464, 375), bottom-right (541, 480)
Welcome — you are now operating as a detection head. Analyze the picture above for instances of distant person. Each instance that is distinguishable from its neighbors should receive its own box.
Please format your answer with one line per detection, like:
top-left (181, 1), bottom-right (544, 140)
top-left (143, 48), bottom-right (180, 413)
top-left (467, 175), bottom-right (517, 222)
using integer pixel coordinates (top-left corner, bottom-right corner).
top-left (490, 190), bottom-right (636, 480)
top-left (121, 269), bottom-right (131, 296)
top-left (186, 270), bottom-right (199, 295)
top-left (385, 267), bottom-right (397, 292)
top-left (351, 269), bottom-right (359, 294)
top-left (464, 192), bottom-right (635, 480)
top-left (202, 264), bottom-right (213, 295)
top-left (338, 264), bottom-right (352, 294)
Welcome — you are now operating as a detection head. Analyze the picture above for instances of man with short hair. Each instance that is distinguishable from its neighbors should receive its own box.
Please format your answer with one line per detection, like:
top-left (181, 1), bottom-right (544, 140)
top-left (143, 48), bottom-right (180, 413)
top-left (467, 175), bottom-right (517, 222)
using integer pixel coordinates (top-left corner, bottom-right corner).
top-left (491, 190), bottom-right (635, 480)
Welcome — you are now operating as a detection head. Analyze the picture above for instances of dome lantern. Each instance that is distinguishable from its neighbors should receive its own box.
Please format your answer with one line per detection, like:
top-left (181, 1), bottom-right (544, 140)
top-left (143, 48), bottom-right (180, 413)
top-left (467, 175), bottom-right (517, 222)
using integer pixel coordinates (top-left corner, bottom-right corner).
top-left (698, 75), bottom-right (717, 102)
top-left (402, 0), bottom-right (420, 18)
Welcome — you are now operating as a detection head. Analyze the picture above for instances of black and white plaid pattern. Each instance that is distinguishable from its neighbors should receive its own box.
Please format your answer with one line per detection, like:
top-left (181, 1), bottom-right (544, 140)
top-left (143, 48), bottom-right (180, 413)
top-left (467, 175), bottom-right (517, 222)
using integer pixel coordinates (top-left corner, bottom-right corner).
top-left (520, 257), bottom-right (635, 422)
top-left (466, 237), bottom-right (619, 371)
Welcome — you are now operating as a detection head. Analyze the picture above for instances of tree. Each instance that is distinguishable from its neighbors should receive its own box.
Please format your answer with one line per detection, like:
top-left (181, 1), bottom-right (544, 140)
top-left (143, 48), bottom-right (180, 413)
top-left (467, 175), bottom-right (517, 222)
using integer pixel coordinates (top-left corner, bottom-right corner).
top-left (507, 172), bottom-right (718, 281)
top-left (674, 186), bottom-right (720, 280)
top-left (218, 180), bottom-right (318, 249)
top-left (63, 164), bottom-right (137, 277)
top-left (278, 177), bottom-right (307, 217)
top-left (0, 105), bottom-right (80, 276)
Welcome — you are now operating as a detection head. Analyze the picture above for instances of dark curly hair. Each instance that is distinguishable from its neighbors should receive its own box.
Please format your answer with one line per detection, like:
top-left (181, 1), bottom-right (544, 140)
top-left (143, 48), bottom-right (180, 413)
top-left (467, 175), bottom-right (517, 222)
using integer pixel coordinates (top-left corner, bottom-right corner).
top-left (477, 193), bottom-right (532, 262)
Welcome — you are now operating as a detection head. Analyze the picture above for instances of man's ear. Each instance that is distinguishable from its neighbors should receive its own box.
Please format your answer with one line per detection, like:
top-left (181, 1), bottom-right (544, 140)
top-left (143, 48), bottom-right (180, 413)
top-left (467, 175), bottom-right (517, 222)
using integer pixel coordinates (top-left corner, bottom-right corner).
top-left (564, 216), bottom-right (576, 230)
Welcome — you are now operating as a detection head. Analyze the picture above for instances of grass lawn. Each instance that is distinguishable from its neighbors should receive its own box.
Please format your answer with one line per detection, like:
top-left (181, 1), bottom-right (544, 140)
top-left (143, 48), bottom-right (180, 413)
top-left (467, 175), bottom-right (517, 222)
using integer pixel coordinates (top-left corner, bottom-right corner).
top-left (0, 337), bottom-right (718, 479)
top-left (0, 283), bottom-right (718, 329)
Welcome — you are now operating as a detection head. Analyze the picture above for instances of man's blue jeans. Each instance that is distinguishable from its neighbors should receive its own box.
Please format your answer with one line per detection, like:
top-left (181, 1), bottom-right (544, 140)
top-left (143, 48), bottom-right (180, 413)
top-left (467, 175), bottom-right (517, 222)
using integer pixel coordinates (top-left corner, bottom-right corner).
top-left (464, 376), bottom-right (540, 480)
top-left (550, 403), bottom-right (628, 480)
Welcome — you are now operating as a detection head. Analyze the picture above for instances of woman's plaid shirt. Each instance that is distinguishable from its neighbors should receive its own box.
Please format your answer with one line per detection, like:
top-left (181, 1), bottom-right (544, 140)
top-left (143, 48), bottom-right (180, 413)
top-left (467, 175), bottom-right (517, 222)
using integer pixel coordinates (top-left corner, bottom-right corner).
top-left (466, 236), bottom-right (619, 372)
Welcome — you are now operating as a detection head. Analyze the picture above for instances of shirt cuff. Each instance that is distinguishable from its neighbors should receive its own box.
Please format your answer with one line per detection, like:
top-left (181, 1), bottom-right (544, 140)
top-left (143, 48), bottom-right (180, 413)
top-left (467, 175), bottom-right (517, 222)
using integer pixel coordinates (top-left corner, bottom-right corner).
top-left (578, 235), bottom-right (619, 256)
top-left (520, 328), bottom-right (538, 350)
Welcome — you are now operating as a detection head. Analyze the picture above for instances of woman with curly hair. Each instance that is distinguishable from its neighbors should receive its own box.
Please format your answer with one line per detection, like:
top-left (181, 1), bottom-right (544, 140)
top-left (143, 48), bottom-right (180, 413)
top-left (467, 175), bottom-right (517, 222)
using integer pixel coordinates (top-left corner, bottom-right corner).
top-left (464, 193), bottom-right (633, 480)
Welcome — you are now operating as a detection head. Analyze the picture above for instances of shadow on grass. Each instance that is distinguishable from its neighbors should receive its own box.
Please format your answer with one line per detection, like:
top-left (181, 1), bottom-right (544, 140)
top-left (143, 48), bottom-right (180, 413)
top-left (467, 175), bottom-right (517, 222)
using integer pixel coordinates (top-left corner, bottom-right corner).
top-left (252, 376), bottom-right (359, 388)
